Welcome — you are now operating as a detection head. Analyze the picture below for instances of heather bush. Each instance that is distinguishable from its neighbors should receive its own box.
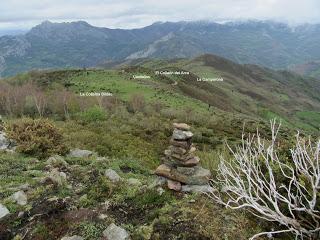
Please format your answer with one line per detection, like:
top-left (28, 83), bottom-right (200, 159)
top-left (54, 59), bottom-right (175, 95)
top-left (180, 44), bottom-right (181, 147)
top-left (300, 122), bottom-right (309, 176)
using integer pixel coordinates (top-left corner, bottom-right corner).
top-left (5, 118), bottom-right (68, 158)
top-left (76, 105), bottom-right (106, 123)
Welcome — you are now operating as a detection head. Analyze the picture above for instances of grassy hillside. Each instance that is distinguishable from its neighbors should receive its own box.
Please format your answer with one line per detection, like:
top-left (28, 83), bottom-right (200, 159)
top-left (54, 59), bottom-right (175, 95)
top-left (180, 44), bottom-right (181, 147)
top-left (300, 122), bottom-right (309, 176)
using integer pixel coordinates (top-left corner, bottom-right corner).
top-left (4, 54), bottom-right (320, 133)
top-left (0, 54), bottom-right (319, 239)
top-left (115, 54), bottom-right (320, 132)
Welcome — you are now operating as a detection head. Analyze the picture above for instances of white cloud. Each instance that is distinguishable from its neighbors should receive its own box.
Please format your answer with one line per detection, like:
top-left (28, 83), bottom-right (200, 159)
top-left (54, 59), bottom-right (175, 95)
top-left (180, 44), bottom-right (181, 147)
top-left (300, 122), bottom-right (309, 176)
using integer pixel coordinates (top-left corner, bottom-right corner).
top-left (0, 0), bottom-right (319, 30)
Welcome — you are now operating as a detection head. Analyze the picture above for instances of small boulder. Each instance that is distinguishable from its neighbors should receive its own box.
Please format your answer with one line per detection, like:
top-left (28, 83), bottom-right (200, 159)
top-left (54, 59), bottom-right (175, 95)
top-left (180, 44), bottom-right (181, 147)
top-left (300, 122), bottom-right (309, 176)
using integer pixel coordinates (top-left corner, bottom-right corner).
top-left (176, 167), bottom-right (195, 175)
top-left (187, 166), bottom-right (211, 185)
top-left (19, 183), bottom-right (30, 191)
top-left (155, 164), bottom-right (210, 185)
top-left (0, 132), bottom-right (10, 150)
top-left (172, 129), bottom-right (193, 140)
top-left (167, 179), bottom-right (182, 191)
top-left (103, 223), bottom-right (130, 240)
top-left (169, 139), bottom-right (191, 149)
top-left (46, 155), bottom-right (68, 168)
top-left (61, 236), bottom-right (84, 240)
top-left (168, 146), bottom-right (187, 155)
top-left (68, 149), bottom-right (94, 158)
top-left (0, 203), bottom-right (9, 219)
top-left (173, 123), bottom-right (191, 131)
top-left (148, 176), bottom-right (167, 189)
top-left (105, 169), bottom-right (121, 182)
top-left (11, 191), bottom-right (27, 206)
top-left (18, 211), bottom-right (25, 218)
top-left (181, 185), bottom-right (213, 193)
top-left (178, 157), bottom-right (200, 167)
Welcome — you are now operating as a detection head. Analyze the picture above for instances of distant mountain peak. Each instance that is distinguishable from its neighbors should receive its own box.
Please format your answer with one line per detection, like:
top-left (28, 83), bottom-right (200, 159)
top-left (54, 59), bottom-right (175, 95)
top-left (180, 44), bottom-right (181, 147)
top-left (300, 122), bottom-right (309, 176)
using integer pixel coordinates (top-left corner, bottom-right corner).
top-left (71, 21), bottom-right (92, 27)
top-left (40, 20), bottom-right (53, 25)
top-left (1, 20), bottom-right (320, 77)
top-left (31, 20), bottom-right (92, 30)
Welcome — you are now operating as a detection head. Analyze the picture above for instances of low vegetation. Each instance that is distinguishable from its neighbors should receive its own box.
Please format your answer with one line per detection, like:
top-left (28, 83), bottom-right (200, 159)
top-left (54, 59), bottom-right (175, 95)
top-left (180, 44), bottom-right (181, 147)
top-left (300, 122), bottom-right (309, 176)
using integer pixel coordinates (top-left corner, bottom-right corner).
top-left (210, 121), bottom-right (320, 239)
top-left (0, 57), bottom-right (319, 239)
top-left (5, 118), bottom-right (68, 159)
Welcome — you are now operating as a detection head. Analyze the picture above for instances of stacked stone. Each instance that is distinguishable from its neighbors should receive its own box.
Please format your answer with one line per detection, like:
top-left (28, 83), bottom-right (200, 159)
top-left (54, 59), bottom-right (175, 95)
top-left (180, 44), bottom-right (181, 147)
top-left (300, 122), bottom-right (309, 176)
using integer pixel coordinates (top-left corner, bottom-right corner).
top-left (155, 123), bottom-right (211, 191)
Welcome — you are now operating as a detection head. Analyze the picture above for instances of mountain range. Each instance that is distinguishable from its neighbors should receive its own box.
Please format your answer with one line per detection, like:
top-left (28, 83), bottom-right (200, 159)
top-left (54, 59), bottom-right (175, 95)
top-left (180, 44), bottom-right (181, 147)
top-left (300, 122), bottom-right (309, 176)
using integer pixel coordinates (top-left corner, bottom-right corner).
top-left (1, 20), bottom-right (320, 77)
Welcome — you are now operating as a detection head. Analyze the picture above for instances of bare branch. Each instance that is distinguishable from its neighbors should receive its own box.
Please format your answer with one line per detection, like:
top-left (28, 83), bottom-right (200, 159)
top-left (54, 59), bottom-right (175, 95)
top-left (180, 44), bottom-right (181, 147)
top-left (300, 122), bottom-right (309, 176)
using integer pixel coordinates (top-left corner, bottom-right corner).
top-left (209, 120), bottom-right (320, 239)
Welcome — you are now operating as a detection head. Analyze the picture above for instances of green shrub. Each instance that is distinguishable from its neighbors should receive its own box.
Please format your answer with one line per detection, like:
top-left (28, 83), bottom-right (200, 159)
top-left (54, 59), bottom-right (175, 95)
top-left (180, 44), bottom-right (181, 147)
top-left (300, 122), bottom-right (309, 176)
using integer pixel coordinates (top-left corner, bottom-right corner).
top-left (5, 118), bottom-right (68, 158)
top-left (76, 221), bottom-right (106, 240)
top-left (77, 106), bottom-right (106, 123)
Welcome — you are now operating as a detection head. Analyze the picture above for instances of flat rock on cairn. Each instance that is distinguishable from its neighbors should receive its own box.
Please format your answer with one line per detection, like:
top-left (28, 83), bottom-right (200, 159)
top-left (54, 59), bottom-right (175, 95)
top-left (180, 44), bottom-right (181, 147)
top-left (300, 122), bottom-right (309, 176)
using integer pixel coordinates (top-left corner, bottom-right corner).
top-left (155, 123), bottom-right (211, 192)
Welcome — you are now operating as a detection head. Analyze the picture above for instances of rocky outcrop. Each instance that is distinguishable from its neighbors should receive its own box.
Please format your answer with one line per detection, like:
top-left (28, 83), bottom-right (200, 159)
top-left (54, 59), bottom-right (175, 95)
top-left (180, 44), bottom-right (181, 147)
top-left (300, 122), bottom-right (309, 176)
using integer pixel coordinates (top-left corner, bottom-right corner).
top-left (155, 123), bottom-right (211, 192)
top-left (41, 168), bottom-right (67, 186)
top-left (0, 35), bottom-right (30, 77)
top-left (0, 203), bottom-right (9, 219)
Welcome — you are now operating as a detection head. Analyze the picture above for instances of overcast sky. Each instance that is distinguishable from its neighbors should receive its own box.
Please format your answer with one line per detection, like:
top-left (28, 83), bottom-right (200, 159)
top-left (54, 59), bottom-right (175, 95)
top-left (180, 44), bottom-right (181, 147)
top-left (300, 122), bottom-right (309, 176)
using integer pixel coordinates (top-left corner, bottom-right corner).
top-left (0, 0), bottom-right (319, 30)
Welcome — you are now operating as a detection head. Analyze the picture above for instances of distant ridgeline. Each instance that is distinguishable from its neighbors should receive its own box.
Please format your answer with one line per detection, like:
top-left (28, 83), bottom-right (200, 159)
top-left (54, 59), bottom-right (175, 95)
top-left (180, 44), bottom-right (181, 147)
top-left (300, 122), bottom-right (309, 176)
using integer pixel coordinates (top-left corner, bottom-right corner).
top-left (1, 20), bottom-right (320, 77)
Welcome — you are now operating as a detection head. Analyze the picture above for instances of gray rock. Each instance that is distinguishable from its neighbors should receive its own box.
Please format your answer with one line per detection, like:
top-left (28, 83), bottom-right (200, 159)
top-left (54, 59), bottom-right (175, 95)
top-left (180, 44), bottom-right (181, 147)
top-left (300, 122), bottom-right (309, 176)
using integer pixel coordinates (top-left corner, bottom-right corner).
top-left (61, 236), bottom-right (84, 240)
top-left (127, 178), bottom-right (142, 186)
top-left (46, 155), bottom-right (68, 168)
top-left (148, 176), bottom-right (167, 189)
top-left (176, 167), bottom-right (195, 175)
top-left (68, 148), bottom-right (94, 158)
top-left (41, 169), bottom-right (67, 186)
top-left (167, 179), bottom-right (182, 191)
top-left (19, 183), bottom-right (30, 191)
top-left (0, 132), bottom-right (10, 150)
top-left (187, 166), bottom-right (211, 185)
top-left (181, 185), bottom-right (213, 193)
top-left (11, 191), bottom-right (27, 206)
top-left (103, 223), bottom-right (130, 240)
top-left (105, 169), bottom-right (121, 182)
top-left (173, 123), bottom-right (191, 131)
top-left (18, 211), bottom-right (24, 218)
top-left (172, 129), bottom-right (193, 140)
top-left (0, 203), bottom-right (9, 219)
top-left (155, 165), bottom-right (210, 185)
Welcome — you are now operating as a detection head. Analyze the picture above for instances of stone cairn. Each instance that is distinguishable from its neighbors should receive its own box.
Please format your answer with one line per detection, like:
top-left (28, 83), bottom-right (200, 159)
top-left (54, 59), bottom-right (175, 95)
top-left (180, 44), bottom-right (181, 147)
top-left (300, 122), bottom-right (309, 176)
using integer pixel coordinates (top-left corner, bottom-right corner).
top-left (155, 123), bottom-right (211, 191)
